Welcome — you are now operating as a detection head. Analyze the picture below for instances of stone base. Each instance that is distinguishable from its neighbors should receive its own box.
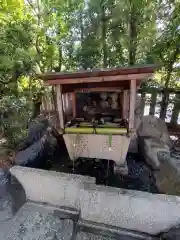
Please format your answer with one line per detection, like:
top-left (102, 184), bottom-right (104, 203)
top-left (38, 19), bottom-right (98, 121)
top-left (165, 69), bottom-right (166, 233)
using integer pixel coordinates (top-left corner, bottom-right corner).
top-left (10, 166), bottom-right (180, 235)
top-left (114, 161), bottom-right (128, 176)
top-left (154, 151), bottom-right (180, 195)
top-left (63, 134), bottom-right (130, 167)
top-left (139, 137), bottom-right (170, 170)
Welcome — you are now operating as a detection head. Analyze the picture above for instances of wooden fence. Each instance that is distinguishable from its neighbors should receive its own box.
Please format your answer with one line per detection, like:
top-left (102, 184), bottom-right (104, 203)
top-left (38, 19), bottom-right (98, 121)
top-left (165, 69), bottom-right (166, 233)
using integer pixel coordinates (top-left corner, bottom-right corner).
top-left (41, 87), bottom-right (180, 127)
top-left (138, 88), bottom-right (180, 126)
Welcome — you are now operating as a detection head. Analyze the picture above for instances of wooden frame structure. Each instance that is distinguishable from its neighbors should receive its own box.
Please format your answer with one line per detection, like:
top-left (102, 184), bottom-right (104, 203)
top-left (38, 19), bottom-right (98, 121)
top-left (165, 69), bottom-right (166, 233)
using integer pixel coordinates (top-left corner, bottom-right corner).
top-left (39, 64), bottom-right (158, 132)
top-left (39, 65), bottom-right (158, 173)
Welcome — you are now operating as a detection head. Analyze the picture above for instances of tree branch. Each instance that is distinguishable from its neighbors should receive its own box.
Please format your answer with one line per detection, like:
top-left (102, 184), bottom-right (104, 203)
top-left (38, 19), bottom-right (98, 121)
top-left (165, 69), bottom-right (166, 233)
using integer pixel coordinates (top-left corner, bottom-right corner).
top-left (0, 79), bottom-right (10, 84)
top-left (26, 0), bottom-right (38, 15)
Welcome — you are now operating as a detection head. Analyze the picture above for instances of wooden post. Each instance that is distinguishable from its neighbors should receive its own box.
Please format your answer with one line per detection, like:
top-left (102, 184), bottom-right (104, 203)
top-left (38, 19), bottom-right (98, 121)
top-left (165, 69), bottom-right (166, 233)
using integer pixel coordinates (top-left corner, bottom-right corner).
top-left (65, 94), bottom-right (68, 109)
top-left (129, 80), bottom-right (136, 130)
top-left (52, 86), bottom-right (58, 112)
top-left (171, 94), bottom-right (180, 125)
top-left (63, 93), bottom-right (66, 114)
top-left (123, 90), bottom-right (130, 119)
top-left (149, 92), bottom-right (157, 115)
top-left (160, 90), bottom-right (169, 120)
top-left (56, 85), bottom-right (64, 129)
top-left (140, 92), bottom-right (145, 116)
top-left (72, 92), bottom-right (76, 118)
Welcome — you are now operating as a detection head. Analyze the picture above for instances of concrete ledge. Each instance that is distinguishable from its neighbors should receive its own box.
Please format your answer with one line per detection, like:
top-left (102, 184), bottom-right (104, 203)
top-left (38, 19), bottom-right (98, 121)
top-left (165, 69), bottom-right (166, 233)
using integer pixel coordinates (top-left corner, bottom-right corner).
top-left (10, 166), bottom-right (95, 209)
top-left (10, 166), bottom-right (180, 235)
top-left (79, 184), bottom-right (180, 235)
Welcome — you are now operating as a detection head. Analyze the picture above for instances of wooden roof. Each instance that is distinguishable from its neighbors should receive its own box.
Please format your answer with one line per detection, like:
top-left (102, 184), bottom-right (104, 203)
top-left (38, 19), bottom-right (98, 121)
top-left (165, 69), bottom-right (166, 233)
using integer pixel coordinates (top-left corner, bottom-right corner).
top-left (39, 64), bottom-right (158, 83)
top-left (38, 64), bottom-right (159, 93)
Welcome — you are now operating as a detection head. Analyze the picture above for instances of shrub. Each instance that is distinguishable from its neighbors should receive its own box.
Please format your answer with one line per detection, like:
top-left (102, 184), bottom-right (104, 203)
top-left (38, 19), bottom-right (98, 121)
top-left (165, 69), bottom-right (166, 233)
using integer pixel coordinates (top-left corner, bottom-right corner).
top-left (0, 95), bottom-right (32, 148)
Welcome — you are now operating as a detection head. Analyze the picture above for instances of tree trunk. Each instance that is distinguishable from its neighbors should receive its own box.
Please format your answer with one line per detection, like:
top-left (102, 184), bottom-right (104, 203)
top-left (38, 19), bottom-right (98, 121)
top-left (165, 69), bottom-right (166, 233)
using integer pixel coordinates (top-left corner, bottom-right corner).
top-left (160, 67), bottom-right (172, 120)
top-left (160, 89), bottom-right (169, 120)
top-left (149, 92), bottom-right (157, 115)
top-left (32, 102), bottom-right (41, 119)
top-left (80, 10), bottom-right (84, 45)
top-left (58, 45), bottom-right (62, 71)
top-left (160, 47), bottom-right (179, 120)
top-left (128, 6), bottom-right (137, 66)
top-left (101, 1), bottom-right (108, 68)
top-left (56, 19), bottom-right (62, 72)
top-left (12, 70), bottom-right (21, 97)
top-left (171, 94), bottom-right (180, 125)
top-left (31, 93), bottom-right (42, 122)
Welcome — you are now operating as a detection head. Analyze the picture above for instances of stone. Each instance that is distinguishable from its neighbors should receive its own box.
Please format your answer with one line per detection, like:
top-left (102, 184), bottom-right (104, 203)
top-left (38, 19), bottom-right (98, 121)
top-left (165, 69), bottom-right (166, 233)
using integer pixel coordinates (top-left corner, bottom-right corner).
top-left (76, 231), bottom-right (116, 240)
top-left (79, 184), bottom-right (180, 235)
top-left (137, 115), bottom-right (172, 148)
top-left (14, 137), bottom-right (47, 167)
top-left (0, 195), bottom-right (14, 222)
top-left (15, 114), bottom-right (60, 168)
top-left (76, 231), bottom-right (147, 240)
top-left (3, 202), bottom-right (74, 240)
top-left (10, 166), bottom-right (95, 209)
top-left (154, 151), bottom-right (180, 195)
top-left (139, 137), bottom-right (170, 170)
top-left (137, 115), bottom-right (172, 170)
top-left (128, 133), bottom-right (138, 153)
top-left (161, 225), bottom-right (180, 240)
top-left (10, 166), bottom-right (180, 235)
top-left (17, 114), bottom-right (49, 151)
top-left (0, 168), bottom-right (14, 222)
top-left (64, 134), bottom-right (130, 169)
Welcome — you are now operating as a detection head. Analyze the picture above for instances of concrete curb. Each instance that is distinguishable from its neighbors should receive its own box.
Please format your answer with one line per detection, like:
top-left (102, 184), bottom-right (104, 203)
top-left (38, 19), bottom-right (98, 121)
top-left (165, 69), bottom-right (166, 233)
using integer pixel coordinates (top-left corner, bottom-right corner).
top-left (10, 166), bottom-right (180, 235)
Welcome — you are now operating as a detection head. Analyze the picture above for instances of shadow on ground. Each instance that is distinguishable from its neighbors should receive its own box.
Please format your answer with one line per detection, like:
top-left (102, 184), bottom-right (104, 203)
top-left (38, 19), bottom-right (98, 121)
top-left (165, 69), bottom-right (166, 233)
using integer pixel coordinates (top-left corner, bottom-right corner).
top-left (51, 148), bottom-right (159, 194)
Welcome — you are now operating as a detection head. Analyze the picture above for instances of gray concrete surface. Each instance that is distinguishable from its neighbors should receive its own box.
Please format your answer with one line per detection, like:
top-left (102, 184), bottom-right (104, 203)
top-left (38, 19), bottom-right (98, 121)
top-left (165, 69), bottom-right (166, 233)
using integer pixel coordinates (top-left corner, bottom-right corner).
top-left (10, 166), bottom-right (180, 235)
top-left (1, 202), bottom-right (74, 240)
top-left (76, 231), bottom-right (117, 239)
top-left (0, 201), bottom-right (156, 240)
top-left (10, 166), bottom-right (95, 209)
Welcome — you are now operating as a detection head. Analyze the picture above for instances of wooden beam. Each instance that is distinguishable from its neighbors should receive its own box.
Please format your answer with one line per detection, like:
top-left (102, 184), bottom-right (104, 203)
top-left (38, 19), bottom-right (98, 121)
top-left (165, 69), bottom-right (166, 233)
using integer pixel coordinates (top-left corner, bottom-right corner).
top-left (56, 85), bottom-right (64, 129)
top-left (72, 92), bottom-right (76, 118)
top-left (61, 81), bottom-right (130, 93)
top-left (44, 73), bottom-right (152, 85)
top-left (129, 80), bottom-right (136, 130)
top-left (123, 90), bottom-right (129, 120)
top-left (74, 87), bottom-right (123, 93)
top-left (62, 94), bottom-right (66, 112)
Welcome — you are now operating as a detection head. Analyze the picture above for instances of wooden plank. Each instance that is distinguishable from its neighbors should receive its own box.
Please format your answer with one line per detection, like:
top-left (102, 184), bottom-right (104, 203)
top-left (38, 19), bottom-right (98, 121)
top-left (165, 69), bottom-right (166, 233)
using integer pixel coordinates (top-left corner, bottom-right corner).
top-left (140, 92), bottom-right (145, 116)
top-left (45, 73), bottom-right (152, 85)
top-left (74, 87), bottom-right (123, 93)
top-left (61, 81), bottom-right (130, 93)
top-left (72, 92), bottom-right (76, 118)
top-left (62, 94), bottom-right (66, 113)
top-left (56, 85), bottom-right (64, 129)
top-left (39, 64), bottom-right (158, 81)
top-left (129, 80), bottom-right (136, 130)
top-left (123, 90), bottom-right (129, 119)
top-left (67, 93), bottom-right (72, 114)
top-left (63, 93), bottom-right (71, 116)
top-left (52, 86), bottom-right (58, 112)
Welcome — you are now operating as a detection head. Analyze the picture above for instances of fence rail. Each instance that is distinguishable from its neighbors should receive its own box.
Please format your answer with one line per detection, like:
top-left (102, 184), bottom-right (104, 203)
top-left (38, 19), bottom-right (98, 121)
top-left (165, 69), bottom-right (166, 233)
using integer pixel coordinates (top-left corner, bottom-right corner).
top-left (41, 87), bottom-right (180, 127)
top-left (138, 88), bottom-right (180, 125)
